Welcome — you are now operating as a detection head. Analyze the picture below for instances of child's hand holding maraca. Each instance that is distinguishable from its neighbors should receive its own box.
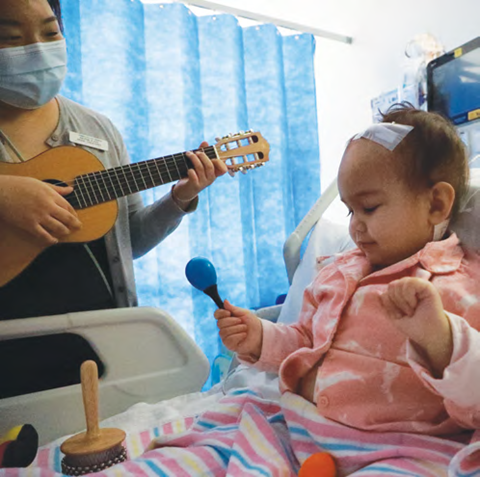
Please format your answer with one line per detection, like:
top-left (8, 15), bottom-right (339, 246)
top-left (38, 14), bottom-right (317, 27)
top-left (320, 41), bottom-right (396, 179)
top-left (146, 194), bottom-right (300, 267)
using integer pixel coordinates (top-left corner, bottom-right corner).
top-left (214, 301), bottom-right (263, 362)
top-left (185, 257), bottom-right (264, 362)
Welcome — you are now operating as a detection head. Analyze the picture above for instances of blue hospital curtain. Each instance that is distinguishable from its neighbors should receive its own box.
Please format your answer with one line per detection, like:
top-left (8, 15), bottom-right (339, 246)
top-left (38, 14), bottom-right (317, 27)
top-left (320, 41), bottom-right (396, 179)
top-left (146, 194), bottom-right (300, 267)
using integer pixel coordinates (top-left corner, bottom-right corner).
top-left (60, 0), bottom-right (320, 387)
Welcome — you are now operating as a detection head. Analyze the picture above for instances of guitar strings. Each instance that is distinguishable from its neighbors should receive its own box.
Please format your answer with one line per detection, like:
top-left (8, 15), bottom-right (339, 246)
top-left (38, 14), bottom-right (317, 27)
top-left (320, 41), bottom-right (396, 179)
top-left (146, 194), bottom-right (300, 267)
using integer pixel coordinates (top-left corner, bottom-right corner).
top-left (72, 153), bottom-right (193, 208)
top-left (73, 147), bottom-right (218, 208)
top-left (60, 146), bottom-right (218, 209)
top-left (50, 145), bottom-right (217, 189)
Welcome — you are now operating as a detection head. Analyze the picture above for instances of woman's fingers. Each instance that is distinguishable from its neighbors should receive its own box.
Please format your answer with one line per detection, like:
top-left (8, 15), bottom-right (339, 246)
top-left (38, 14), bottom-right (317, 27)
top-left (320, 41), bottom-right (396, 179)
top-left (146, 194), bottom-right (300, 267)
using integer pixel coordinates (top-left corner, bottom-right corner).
top-left (51, 206), bottom-right (82, 231)
top-left (186, 150), bottom-right (215, 184)
top-left (40, 215), bottom-right (74, 239)
top-left (33, 223), bottom-right (60, 246)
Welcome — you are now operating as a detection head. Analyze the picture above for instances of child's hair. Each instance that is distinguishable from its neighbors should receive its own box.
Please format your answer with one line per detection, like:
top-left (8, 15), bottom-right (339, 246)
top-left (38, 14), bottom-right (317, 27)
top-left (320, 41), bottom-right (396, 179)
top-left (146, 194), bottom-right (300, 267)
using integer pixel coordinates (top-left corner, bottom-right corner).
top-left (380, 103), bottom-right (469, 218)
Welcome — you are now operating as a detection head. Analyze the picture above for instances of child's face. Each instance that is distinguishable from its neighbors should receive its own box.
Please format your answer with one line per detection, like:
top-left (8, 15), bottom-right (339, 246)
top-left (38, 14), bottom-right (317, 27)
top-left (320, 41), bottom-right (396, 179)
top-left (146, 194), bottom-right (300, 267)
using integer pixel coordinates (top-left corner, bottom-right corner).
top-left (338, 139), bottom-right (434, 268)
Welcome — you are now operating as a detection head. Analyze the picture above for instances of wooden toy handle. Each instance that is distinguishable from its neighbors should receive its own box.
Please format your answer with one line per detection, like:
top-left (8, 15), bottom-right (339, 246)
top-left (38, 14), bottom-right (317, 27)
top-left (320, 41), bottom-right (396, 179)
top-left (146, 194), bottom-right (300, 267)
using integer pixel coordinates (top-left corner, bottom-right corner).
top-left (81, 360), bottom-right (100, 439)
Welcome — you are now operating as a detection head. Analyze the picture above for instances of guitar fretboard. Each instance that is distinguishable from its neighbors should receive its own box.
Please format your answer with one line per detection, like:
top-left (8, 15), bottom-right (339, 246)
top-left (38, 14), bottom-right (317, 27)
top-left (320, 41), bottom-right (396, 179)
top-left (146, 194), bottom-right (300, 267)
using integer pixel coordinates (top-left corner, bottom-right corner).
top-left (68, 146), bottom-right (217, 209)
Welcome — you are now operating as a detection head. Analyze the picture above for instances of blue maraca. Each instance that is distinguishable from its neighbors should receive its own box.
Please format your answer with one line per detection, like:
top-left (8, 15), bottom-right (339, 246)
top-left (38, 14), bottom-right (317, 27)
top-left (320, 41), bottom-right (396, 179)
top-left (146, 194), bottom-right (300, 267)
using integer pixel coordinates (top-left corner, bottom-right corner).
top-left (185, 257), bottom-right (224, 309)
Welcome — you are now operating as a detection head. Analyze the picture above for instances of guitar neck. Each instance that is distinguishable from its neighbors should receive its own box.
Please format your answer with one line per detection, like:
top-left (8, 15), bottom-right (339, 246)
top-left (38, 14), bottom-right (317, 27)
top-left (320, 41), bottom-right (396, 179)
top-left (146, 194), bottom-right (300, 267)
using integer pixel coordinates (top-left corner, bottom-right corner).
top-left (68, 146), bottom-right (217, 209)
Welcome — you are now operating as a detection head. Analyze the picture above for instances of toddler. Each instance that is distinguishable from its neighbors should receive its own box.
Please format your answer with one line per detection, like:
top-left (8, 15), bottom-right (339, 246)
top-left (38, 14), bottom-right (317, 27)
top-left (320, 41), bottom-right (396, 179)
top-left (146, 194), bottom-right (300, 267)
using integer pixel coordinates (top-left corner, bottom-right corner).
top-left (215, 104), bottom-right (480, 436)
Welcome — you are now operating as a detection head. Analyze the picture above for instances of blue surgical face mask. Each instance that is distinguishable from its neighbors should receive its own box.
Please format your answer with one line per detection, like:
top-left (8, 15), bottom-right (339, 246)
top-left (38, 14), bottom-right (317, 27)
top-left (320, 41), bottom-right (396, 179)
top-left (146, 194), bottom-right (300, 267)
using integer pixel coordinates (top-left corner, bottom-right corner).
top-left (0, 39), bottom-right (67, 110)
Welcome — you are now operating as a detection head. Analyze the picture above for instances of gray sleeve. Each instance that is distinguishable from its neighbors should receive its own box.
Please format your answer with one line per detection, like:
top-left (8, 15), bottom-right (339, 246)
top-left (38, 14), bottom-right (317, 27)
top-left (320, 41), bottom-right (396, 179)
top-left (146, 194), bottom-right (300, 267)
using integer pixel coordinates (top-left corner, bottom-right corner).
top-left (129, 192), bottom-right (198, 259)
top-left (110, 124), bottom-right (197, 259)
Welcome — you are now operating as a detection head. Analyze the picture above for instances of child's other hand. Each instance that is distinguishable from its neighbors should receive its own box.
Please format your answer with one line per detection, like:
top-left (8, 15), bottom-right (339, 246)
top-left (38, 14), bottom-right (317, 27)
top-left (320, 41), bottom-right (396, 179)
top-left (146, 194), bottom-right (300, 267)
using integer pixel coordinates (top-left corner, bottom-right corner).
top-left (380, 277), bottom-right (453, 378)
top-left (214, 300), bottom-right (263, 362)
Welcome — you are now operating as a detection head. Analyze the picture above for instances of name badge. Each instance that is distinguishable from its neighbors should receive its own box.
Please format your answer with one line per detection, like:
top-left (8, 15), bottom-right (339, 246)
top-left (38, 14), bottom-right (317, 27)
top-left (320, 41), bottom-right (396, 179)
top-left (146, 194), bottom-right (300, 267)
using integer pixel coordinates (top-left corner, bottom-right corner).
top-left (69, 131), bottom-right (109, 152)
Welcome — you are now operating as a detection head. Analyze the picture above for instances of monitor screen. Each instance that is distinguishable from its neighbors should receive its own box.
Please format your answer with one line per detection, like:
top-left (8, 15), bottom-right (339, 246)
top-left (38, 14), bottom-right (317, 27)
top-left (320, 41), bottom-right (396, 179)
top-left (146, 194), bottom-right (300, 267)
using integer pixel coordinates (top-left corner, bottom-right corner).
top-left (427, 37), bottom-right (480, 125)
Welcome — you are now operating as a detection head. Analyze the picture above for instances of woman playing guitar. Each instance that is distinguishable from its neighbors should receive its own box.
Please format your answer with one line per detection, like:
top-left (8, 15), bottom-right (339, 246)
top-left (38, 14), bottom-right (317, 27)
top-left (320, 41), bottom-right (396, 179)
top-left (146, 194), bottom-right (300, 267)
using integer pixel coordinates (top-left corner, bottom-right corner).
top-left (0, 0), bottom-right (228, 319)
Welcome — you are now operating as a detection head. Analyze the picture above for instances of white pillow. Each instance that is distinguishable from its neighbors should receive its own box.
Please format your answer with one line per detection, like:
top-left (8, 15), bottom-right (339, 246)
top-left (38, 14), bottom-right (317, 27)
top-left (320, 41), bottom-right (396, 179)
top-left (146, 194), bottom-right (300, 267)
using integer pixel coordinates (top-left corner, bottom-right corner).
top-left (277, 218), bottom-right (354, 325)
top-left (451, 168), bottom-right (480, 251)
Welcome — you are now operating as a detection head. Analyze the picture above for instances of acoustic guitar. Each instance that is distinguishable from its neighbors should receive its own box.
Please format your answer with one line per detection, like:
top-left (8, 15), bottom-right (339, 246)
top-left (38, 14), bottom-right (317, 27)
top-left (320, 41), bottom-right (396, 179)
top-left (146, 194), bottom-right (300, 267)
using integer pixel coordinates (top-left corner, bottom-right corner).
top-left (0, 131), bottom-right (269, 287)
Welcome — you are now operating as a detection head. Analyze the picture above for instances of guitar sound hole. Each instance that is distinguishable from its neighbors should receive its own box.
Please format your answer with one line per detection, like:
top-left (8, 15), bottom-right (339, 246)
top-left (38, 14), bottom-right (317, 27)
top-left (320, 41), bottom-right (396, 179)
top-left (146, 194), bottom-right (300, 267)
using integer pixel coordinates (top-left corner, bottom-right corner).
top-left (43, 178), bottom-right (68, 188)
top-left (43, 179), bottom-right (76, 205)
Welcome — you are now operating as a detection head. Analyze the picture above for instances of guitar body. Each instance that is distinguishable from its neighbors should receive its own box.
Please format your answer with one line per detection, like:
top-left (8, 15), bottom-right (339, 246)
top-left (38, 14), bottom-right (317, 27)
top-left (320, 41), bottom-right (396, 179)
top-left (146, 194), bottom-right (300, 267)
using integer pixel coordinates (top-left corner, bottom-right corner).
top-left (0, 147), bottom-right (118, 286)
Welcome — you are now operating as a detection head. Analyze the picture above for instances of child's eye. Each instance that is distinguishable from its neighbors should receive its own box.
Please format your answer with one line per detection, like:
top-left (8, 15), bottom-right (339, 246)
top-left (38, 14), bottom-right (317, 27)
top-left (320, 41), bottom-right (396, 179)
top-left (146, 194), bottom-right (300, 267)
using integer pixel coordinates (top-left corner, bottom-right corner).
top-left (346, 209), bottom-right (353, 217)
top-left (364, 205), bottom-right (379, 214)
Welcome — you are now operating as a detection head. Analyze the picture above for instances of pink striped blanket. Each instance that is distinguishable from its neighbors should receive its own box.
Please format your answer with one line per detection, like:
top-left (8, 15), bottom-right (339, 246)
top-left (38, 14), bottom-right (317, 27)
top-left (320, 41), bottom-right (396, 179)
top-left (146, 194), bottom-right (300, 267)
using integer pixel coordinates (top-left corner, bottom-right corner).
top-left (2, 388), bottom-right (480, 476)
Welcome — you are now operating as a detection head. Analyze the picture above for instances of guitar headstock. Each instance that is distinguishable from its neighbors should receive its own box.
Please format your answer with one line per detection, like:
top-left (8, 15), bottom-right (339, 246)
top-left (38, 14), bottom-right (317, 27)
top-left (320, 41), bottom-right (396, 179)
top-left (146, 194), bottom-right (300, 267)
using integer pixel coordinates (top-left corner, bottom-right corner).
top-left (214, 131), bottom-right (270, 176)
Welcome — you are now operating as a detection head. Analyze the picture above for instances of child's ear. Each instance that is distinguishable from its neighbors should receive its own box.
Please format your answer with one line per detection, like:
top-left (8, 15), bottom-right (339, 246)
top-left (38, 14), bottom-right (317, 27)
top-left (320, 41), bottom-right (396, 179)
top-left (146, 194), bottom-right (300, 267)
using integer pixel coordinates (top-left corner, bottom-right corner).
top-left (429, 182), bottom-right (455, 224)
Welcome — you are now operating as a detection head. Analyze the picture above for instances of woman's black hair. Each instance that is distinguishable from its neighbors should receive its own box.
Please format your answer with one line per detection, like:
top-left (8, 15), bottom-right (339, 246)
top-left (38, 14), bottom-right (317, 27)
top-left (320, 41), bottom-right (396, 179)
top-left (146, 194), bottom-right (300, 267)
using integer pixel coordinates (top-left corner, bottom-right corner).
top-left (47, 0), bottom-right (63, 31)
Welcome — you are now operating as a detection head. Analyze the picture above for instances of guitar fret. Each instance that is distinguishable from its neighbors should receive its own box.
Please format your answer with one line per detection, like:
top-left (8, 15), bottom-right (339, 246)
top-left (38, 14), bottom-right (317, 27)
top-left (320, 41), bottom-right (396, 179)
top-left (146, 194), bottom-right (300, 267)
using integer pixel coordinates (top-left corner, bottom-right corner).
top-left (86, 173), bottom-right (101, 206)
top-left (93, 174), bottom-right (106, 203)
top-left (172, 155), bottom-right (181, 179)
top-left (79, 174), bottom-right (94, 207)
top-left (128, 164), bottom-right (141, 193)
top-left (164, 156), bottom-right (174, 182)
top-left (138, 163), bottom-right (153, 189)
top-left (136, 163), bottom-right (149, 190)
top-left (111, 167), bottom-right (127, 197)
top-left (181, 153), bottom-right (189, 175)
top-left (73, 180), bottom-right (87, 209)
top-left (99, 171), bottom-right (116, 201)
top-left (121, 167), bottom-right (134, 195)
top-left (89, 172), bottom-right (105, 204)
top-left (152, 160), bottom-right (165, 186)
top-left (97, 170), bottom-right (113, 201)
top-left (81, 174), bottom-right (93, 206)
top-left (105, 170), bottom-right (120, 199)
top-left (144, 161), bottom-right (157, 188)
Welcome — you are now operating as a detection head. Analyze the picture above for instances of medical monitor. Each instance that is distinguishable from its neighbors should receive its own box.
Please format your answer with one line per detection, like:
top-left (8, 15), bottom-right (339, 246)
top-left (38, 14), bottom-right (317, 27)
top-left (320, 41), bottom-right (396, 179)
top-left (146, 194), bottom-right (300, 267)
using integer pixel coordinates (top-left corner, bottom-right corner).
top-left (427, 37), bottom-right (480, 126)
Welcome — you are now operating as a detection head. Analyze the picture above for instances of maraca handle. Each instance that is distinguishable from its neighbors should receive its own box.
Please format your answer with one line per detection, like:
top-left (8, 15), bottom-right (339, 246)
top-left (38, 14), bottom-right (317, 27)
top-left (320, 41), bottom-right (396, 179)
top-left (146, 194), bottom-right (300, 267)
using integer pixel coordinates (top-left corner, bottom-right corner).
top-left (203, 284), bottom-right (224, 309)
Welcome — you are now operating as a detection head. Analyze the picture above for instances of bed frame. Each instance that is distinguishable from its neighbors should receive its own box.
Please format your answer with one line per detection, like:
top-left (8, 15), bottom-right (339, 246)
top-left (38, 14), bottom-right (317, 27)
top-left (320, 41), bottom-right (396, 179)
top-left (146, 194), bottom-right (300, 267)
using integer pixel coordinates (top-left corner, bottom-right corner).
top-left (0, 307), bottom-right (210, 445)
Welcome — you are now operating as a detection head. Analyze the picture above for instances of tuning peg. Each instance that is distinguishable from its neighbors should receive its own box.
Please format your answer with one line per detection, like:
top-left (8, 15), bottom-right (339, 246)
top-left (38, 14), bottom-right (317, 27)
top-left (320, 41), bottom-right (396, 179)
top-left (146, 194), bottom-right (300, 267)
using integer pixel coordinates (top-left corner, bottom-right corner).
top-left (215, 137), bottom-right (220, 142)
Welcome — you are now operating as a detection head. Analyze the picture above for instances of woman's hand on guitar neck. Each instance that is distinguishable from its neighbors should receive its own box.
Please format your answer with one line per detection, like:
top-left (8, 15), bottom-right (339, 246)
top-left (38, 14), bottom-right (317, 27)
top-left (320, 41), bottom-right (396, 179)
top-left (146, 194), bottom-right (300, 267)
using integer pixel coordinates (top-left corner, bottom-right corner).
top-left (0, 175), bottom-right (82, 245)
top-left (172, 141), bottom-right (227, 210)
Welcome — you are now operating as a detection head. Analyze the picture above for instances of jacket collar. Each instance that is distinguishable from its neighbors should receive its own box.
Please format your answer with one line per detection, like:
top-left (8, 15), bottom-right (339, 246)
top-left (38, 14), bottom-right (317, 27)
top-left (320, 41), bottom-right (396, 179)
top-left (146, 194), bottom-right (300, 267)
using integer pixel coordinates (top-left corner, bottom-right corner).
top-left (333, 233), bottom-right (463, 281)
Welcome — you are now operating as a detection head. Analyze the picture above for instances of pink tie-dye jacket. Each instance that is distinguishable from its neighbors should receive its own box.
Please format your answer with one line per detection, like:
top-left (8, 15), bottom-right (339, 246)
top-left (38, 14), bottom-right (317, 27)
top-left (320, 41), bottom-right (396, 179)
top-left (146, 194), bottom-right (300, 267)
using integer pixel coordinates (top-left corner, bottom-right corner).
top-left (253, 233), bottom-right (480, 435)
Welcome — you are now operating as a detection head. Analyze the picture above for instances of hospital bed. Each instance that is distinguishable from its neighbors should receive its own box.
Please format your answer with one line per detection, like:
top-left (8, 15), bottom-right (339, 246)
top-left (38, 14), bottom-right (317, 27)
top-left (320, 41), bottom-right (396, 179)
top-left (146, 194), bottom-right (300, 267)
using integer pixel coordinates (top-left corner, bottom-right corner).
top-left (1, 171), bottom-right (480, 475)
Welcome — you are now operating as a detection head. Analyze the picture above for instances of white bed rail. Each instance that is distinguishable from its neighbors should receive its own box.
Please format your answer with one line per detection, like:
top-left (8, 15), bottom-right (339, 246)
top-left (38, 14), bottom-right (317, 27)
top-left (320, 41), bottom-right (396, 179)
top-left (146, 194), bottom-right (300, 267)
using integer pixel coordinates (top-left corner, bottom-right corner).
top-left (0, 307), bottom-right (210, 445)
top-left (283, 179), bottom-right (339, 284)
